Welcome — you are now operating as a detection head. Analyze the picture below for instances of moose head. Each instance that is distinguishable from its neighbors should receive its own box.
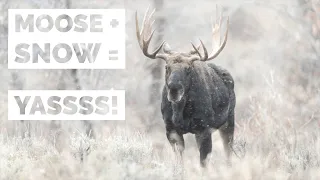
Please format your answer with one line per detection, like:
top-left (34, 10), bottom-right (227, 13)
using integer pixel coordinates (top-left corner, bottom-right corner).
top-left (135, 6), bottom-right (229, 103)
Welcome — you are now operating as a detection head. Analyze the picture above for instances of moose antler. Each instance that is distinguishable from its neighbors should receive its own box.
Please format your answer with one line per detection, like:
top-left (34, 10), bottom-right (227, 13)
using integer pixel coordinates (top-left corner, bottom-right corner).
top-left (190, 5), bottom-right (229, 62)
top-left (188, 44), bottom-right (201, 55)
top-left (135, 7), bottom-right (167, 60)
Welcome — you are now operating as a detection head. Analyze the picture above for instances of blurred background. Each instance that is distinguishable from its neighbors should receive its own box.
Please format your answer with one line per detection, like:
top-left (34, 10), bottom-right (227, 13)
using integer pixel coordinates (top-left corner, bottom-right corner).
top-left (0, 0), bottom-right (320, 179)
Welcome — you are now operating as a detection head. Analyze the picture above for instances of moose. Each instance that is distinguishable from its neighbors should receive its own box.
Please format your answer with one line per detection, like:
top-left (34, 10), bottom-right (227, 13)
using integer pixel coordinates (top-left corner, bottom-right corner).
top-left (135, 6), bottom-right (235, 168)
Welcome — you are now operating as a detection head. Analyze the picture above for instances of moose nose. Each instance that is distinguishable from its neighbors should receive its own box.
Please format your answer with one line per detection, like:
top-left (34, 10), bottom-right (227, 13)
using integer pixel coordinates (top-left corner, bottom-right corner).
top-left (167, 82), bottom-right (182, 90)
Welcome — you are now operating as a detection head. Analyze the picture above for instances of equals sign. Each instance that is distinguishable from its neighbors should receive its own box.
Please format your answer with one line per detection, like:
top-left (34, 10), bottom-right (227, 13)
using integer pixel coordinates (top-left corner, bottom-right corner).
top-left (109, 50), bottom-right (118, 60)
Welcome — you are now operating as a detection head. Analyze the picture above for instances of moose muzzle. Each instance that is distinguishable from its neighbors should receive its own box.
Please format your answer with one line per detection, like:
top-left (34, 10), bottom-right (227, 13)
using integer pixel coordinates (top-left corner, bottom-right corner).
top-left (167, 81), bottom-right (184, 103)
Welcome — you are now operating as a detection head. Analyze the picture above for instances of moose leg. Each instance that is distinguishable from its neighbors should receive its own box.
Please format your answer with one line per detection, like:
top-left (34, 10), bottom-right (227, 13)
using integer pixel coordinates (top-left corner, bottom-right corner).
top-left (195, 130), bottom-right (212, 168)
top-left (219, 113), bottom-right (234, 166)
top-left (166, 129), bottom-right (185, 178)
top-left (166, 130), bottom-right (185, 157)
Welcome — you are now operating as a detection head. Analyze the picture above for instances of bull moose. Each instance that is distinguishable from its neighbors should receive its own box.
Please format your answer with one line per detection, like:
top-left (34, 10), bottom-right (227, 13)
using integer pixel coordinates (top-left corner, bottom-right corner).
top-left (135, 6), bottom-right (235, 168)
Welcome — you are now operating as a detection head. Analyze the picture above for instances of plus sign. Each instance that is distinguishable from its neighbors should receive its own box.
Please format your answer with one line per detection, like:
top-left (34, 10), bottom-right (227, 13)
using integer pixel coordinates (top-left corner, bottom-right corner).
top-left (110, 19), bottom-right (119, 28)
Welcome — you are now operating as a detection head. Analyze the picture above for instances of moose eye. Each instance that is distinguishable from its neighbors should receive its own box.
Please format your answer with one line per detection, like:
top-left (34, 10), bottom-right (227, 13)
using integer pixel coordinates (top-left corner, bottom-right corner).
top-left (165, 65), bottom-right (170, 71)
top-left (186, 67), bottom-right (191, 74)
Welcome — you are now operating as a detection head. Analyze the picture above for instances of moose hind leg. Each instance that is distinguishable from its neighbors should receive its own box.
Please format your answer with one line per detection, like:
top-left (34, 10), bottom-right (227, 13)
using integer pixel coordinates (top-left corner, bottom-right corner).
top-left (219, 113), bottom-right (235, 166)
top-left (195, 130), bottom-right (212, 168)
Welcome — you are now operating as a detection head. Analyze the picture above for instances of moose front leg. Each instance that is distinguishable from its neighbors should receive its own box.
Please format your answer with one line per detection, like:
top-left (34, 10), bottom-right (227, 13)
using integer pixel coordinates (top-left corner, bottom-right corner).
top-left (166, 128), bottom-right (185, 179)
top-left (166, 129), bottom-right (185, 157)
top-left (195, 129), bottom-right (212, 168)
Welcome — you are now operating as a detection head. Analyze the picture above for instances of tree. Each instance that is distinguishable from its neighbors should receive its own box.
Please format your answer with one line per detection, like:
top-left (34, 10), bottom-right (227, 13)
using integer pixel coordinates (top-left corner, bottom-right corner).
top-left (147, 0), bottom-right (166, 130)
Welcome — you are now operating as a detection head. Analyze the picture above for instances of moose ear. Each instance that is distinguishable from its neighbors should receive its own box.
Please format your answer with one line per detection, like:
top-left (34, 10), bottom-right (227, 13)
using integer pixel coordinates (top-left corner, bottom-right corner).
top-left (163, 43), bottom-right (173, 54)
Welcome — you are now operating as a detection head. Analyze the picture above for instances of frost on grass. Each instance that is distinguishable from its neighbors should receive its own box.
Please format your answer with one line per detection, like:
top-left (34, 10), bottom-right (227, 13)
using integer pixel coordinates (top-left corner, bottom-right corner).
top-left (0, 130), bottom-right (177, 180)
top-left (0, 120), bottom-right (319, 180)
